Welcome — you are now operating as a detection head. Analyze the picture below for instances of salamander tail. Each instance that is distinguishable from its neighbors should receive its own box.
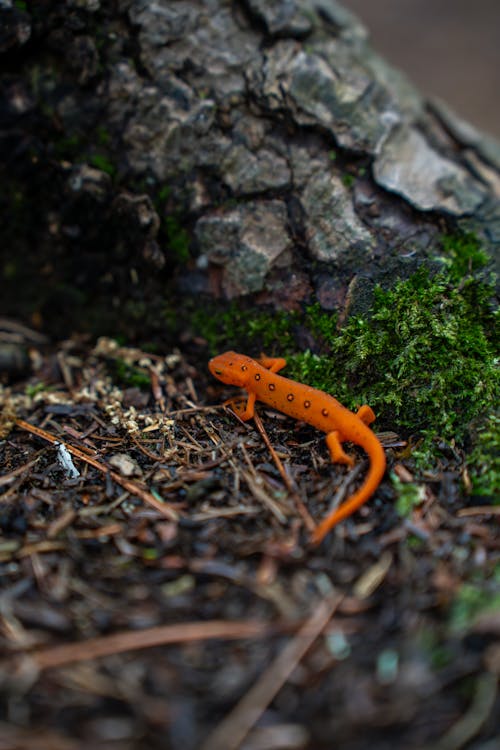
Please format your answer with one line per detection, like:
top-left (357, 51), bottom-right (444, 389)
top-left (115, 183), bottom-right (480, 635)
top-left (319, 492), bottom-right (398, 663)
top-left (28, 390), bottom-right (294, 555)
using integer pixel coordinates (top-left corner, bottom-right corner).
top-left (310, 428), bottom-right (386, 545)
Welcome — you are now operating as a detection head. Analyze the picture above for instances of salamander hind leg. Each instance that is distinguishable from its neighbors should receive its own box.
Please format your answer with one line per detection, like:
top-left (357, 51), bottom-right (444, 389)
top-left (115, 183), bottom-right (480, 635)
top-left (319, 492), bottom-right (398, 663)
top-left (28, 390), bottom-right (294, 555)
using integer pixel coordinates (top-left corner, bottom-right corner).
top-left (224, 392), bottom-right (256, 422)
top-left (257, 355), bottom-right (287, 374)
top-left (326, 431), bottom-right (355, 467)
top-left (356, 404), bottom-right (376, 426)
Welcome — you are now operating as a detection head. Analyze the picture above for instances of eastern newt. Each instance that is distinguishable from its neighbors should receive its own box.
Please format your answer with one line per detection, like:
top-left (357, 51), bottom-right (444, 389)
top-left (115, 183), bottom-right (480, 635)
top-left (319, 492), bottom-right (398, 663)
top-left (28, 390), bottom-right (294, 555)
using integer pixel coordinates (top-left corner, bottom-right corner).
top-left (209, 351), bottom-right (386, 544)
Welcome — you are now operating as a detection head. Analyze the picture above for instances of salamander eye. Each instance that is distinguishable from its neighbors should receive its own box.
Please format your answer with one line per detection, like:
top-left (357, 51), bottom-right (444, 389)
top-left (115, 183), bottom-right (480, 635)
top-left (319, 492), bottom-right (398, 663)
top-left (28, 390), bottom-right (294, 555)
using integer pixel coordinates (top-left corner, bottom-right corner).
top-left (254, 373), bottom-right (261, 381)
top-left (268, 383), bottom-right (276, 391)
top-left (321, 408), bottom-right (329, 417)
top-left (303, 400), bottom-right (311, 409)
top-left (287, 393), bottom-right (294, 401)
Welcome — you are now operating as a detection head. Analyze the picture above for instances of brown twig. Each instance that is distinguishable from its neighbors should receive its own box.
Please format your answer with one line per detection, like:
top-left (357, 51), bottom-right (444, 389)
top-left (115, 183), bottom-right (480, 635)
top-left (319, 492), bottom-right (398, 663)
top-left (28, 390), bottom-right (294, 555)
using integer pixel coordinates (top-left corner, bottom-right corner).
top-left (14, 419), bottom-right (179, 521)
top-left (424, 671), bottom-right (497, 750)
top-left (25, 620), bottom-right (277, 671)
top-left (240, 467), bottom-right (289, 524)
top-left (457, 506), bottom-right (500, 517)
top-left (252, 411), bottom-right (316, 532)
top-left (0, 454), bottom-right (42, 487)
top-left (0, 523), bottom-right (127, 563)
top-left (200, 592), bottom-right (342, 750)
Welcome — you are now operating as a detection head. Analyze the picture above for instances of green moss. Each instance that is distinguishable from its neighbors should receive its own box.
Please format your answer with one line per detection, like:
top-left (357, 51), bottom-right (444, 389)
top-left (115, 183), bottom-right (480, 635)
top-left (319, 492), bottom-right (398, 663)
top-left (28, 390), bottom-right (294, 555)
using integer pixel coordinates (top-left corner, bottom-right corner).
top-left (467, 413), bottom-right (500, 500)
top-left (449, 568), bottom-right (500, 632)
top-left (164, 216), bottom-right (190, 263)
top-left (194, 233), bottom-right (497, 447)
top-left (418, 628), bottom-right (453, 669)
top-left (52, 120), bottom-right (117, 177)
top-left (304, 302), bottom-right (338, 344)
top-left (25, 382), bottom-right (49, 398)
top-left (89, 154), bottom-right (116, 177)
top-left (287, 247), bottom-right (498, 443)
top-left (142, 547), bottom-right (160, 561)
top-left (440, 232), bottom-right (490, 282)
top-left (190, 301), bottom-right (298, 356)
top-left (54, 134), bottom-right (83, 159)
top-left (110, 359), bottom-right (151, 390)
top-left (391, 474), bottom-right (425, 516)
top-left (407, 535), bottom-right (425, 550)
top-left (153, 187), bottom-right (193, 264)
top-left (157, 185), bottom-right (172, 204)
top-left (142, 342), bottom-right (161, 354)
top-left (342, 173), bottom-right (355, 188)
top-left (96, 127), bottom-right (111, 146)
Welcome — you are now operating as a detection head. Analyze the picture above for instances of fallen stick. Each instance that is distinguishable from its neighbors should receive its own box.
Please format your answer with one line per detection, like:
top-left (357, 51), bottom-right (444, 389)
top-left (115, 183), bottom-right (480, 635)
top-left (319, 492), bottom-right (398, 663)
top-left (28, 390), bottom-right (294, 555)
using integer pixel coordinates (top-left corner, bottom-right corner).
top-left (24, 620), bottom-right (275, 671)
top-left (200, 592), bottom-right (342, 750)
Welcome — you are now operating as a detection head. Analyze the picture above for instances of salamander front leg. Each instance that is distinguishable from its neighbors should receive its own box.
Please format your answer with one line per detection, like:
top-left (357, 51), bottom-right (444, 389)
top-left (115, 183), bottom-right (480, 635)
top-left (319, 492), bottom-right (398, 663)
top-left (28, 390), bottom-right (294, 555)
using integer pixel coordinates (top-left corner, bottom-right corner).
top-left (257, 355), bottom-right (287, 374)
top-left (356, 404), bottom-right (376, 426)
top-left (325, 431), bottom-right (355, 467)
top-left (224, 392), bottom-right (256, 422)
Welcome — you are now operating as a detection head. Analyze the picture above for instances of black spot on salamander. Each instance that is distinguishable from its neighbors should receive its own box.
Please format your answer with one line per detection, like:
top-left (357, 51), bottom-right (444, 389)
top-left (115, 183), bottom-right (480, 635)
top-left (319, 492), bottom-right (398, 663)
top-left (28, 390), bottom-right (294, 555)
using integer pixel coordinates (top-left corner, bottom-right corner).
top-left (241, 365), bottom-right (248, 371)
top-left (254, 373), bottom-right (261, 380)
top-left (268, 383), bottom-right (276, 391)
top-left (287, 394), bottom-right (294, 401)
top-left (304, 400), bottom-right (311, 408)
top-left (321, 408), bottom-right (329, 417)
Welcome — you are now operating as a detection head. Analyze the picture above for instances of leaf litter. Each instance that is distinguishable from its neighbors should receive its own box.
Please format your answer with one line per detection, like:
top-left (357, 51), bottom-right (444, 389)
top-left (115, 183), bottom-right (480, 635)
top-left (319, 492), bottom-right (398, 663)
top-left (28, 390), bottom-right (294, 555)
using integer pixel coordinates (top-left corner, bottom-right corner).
top-left (0, 335), bottom-right (498, 750)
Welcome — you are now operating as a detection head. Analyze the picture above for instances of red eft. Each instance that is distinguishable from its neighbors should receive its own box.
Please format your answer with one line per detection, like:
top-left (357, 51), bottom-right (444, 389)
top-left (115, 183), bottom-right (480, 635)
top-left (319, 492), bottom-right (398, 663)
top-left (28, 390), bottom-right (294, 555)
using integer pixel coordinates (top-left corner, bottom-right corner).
top-left (208, 351), bottom-right (386, 544)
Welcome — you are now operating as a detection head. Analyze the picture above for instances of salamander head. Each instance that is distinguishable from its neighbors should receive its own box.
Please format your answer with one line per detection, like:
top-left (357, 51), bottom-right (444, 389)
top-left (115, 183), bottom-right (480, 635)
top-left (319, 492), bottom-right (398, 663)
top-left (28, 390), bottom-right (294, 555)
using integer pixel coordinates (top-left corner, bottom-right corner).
top-left (208, 351), bottom-right (252, 387)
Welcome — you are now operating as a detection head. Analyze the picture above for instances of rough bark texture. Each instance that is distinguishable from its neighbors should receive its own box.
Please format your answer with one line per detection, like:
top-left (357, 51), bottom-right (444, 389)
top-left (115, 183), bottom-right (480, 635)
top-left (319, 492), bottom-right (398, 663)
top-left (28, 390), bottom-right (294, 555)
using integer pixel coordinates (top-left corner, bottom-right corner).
top-left (1, 0), bottom-right (499, 333)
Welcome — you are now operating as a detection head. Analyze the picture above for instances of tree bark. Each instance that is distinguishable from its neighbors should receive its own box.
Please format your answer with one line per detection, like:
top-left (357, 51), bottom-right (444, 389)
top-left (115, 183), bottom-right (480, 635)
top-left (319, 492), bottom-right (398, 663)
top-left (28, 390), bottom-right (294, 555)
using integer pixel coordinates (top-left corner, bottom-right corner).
top-left (1, 0), bottom-right (499, 336)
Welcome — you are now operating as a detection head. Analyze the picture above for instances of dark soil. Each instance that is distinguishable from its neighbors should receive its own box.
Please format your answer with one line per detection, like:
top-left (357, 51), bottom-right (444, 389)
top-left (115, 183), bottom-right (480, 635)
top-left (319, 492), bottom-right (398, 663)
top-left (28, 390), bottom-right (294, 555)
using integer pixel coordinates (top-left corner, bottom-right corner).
top-left (0, 335), bottom-right (498, 750)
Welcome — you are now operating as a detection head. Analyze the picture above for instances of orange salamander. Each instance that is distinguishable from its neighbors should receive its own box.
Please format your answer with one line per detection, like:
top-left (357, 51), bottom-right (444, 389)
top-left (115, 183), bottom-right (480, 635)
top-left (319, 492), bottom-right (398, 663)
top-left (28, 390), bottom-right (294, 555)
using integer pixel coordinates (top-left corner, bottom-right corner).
top-left (209, 351), bottom-right (386, 544)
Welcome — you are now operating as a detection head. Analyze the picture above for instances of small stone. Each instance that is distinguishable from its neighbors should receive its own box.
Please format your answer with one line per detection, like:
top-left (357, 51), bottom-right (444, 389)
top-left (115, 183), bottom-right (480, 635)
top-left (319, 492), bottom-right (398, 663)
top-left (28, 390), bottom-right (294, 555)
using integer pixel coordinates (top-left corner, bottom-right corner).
top-left (67, 0), bottom-right (101, 10)
top-left (129, 0), bottom-right (258, 100)
top-left (68, 165), bottom-right (112, 202)
top-left (108, 453), bottom-right (143, 477)
top-left (374, 126), bottom-right (486, 215)
top-left (301, 171), bottom-right (374, 261)
top-left (244, 0), bottom-right (312, 37)
top-left (221, 144), bottom-right (291, 194)
top-left (314, 0), bottom-right (368, 42)
top-left (430, 97), bottom-right (500, 171)
top-left (195, 201), bottom-right (290, 297)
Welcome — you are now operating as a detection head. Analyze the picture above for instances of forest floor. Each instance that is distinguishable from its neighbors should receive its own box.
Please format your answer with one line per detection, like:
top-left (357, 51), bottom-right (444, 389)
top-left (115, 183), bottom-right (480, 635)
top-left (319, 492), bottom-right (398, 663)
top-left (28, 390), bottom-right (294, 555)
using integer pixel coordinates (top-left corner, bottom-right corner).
top-left (0, 336), bottom-right (498, 750)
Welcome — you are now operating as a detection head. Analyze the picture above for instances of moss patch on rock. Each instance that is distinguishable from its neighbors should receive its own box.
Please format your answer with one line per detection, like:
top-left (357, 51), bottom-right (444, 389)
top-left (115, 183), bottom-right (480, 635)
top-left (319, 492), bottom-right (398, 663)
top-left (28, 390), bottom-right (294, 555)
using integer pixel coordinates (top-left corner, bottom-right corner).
top-left (194, 233), bottom-right (498, 456)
